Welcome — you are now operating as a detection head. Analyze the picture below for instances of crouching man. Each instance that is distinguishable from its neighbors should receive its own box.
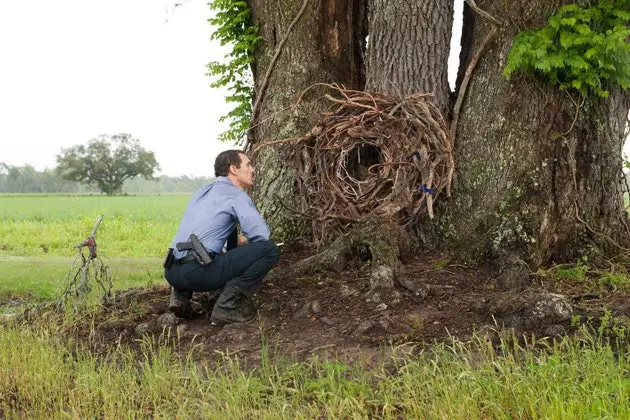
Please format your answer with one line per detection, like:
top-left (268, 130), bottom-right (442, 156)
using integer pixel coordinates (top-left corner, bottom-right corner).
top-left (163, 150), bottom-right (279, 325)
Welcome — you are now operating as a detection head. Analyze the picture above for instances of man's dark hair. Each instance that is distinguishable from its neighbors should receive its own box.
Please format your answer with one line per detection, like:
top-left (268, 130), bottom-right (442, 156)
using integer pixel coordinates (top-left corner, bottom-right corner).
top-left (214, 150), bottom-right (244, 177)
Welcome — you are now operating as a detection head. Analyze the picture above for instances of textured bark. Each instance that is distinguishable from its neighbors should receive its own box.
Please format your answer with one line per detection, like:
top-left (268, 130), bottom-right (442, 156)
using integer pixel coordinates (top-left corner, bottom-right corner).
top-left (249, 0), bottom-right (366, 241)
top-left (345, 0), bottom-right (454, 295)
top-left (436, 0), bottom-right (630, 267)
top-left (365, 0), bottom-right (454, 113)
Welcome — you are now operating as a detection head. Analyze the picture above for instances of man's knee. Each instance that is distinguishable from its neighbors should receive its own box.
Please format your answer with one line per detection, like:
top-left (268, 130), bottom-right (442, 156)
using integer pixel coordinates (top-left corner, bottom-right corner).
top-left (263, 240), bottom-right (280, 263)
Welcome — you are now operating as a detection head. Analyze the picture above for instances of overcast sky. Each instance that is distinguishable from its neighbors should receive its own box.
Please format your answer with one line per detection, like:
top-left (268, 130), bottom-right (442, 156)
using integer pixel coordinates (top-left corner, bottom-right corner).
top-left (0, 0), bottom-right (235, 177)
top-left (1, 1), bottom-right (623, 177)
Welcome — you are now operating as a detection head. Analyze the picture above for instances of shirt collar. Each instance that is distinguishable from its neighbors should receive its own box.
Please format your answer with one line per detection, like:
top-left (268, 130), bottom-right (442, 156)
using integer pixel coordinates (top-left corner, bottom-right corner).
top-left (216, 176), bottom-right (236, 186)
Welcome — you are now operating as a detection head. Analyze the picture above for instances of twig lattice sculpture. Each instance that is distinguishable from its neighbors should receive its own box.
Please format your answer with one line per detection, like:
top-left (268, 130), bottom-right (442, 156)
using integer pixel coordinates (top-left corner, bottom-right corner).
top-left (257, 84), bottom-right (454, 244)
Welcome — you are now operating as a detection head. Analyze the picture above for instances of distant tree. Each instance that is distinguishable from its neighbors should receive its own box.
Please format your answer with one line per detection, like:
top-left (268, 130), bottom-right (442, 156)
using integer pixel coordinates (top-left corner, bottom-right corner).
top-left (56, 134), bottom-right (160, 195)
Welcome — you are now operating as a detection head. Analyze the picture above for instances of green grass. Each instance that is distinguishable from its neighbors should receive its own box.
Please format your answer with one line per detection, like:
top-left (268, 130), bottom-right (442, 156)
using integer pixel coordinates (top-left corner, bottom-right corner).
top-left (555, 264), bottom-right (589, 282)
top-left (1, 325), bottom-right (630, 418)
top-left (0, 256), bottom-right (163, 302)
top-left (0, 194), bottom-right (181, 306)
top-left (0, 194), bottom-right (188, 257)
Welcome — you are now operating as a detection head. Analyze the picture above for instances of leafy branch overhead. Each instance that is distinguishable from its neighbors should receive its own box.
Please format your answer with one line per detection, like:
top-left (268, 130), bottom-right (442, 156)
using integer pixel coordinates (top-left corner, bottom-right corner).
top-left (207, 0), bottom-right (262, 144)
top-left (504, 0), bottom-right (630, 97)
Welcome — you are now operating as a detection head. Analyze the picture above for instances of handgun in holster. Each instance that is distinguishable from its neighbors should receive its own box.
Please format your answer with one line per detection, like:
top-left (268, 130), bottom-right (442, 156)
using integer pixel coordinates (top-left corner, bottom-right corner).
top-left (176, 234), bottom-right (213, 266)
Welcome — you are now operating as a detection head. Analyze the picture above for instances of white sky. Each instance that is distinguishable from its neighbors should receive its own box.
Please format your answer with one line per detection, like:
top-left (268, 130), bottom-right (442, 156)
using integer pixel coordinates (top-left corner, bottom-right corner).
top-left (0, 0), bottom-right (233, 177)
top-left (0, 0), bottom-right (625, 177)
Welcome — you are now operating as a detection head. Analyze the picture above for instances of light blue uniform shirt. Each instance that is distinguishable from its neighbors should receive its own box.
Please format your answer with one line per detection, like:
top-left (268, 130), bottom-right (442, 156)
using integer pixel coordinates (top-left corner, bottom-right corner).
top-left (170, 177), bottom-right (270, 257)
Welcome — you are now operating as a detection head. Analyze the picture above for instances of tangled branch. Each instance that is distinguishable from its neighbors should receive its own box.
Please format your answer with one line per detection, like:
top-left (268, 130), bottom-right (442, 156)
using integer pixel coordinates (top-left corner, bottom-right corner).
top-left (57, 215), bottom-right (112, 308)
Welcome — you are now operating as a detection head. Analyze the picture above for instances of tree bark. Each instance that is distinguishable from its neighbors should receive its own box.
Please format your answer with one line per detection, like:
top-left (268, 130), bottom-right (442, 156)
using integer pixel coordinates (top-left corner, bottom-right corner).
top-left (365, 0), bottom-right (454, 114)
top-left (325, 0), bottom-right (454, 298)
top-left (249, 0), bottom-right (366, 241)
top-left (437, 0), bottom-right (630, 270)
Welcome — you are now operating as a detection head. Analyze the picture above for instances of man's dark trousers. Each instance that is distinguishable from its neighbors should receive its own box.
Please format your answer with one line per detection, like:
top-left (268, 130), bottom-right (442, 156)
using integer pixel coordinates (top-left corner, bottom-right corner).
top-left (165, 240), bottom-right (279, 296)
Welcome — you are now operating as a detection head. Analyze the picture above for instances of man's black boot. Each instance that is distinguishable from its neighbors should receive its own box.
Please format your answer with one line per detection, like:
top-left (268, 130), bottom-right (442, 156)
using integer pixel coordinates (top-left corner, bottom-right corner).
top-left (239, 294), bottom-right (256, 319)
top-left (210, 284), bottom-right (256, 325)
top-left (169, 287), bottom-right (195, 319)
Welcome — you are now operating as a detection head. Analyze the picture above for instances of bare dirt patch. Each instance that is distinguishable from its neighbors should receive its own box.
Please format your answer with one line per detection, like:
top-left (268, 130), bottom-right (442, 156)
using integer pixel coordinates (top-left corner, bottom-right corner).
top-left (56, 248), bottom-right (630, 364)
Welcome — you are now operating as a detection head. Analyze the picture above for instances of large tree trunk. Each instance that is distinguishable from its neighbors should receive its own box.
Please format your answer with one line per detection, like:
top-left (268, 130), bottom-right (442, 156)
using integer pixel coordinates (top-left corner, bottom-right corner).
top-left (344, 0), bottom-right (454, 298)
top-left (249, 0), bottom-right (366, 241)
top-left (365, 0), bottom-right (454, 113)
top-left (438, 0), bottom-right (630, 276)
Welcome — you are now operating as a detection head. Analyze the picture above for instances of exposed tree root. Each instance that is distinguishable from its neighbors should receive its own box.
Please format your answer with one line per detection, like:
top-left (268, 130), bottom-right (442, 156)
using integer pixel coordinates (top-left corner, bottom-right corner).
top-left (254, 88), bottom-right (452, 295)
top-left (270, 219), bottom-right (415, 304)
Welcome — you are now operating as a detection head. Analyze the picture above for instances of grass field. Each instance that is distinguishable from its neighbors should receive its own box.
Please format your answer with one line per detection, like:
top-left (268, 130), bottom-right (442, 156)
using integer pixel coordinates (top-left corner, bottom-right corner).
top-left (0, 256), bottom-right (163, 303)
top-left (0, 194), bottom-right (187, 257)
top-left (2, 323), bottom-right (630, 418)
top-left (0, 194), bottom-right (187, 303)
top-left (3, 193), bottom-right (630, 417)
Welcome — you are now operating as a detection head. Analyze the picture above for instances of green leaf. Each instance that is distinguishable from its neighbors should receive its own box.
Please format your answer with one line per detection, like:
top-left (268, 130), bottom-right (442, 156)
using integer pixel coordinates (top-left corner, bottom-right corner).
top-left (502, 0), bottom-right (630, 97)
top-left (574, 24), bottom-right (592, 36)
top-left (584, 47), bottom-right (599, 59)
top-left (566, 55), bottom-right (590, 70)
top-left (613, 10), bottom-right (630, 21)
top-left (560, 32), bottom-right (576, 48)
top-left (560, 17), bottom-right (577, 26)
top-left (549, 15), bottom-right (561, 30)
top-left (207, 0), bottom-right (258, 142)
top-left (558, 4), bottom-right (580, 14)
top-left (548, 54), bottom-right (565, 68)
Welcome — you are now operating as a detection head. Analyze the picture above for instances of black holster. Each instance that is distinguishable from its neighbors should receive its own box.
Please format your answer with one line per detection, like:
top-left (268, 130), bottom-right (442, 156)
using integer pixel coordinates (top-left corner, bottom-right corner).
top-left (176, 234), bottom-right (213, 266)
top-left (163, 248), bottom-right (175, 269)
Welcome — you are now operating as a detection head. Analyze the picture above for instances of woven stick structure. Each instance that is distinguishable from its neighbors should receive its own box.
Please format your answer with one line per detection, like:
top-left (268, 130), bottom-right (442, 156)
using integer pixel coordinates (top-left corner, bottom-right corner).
top-left (256, 84), bottom-right (454, 244)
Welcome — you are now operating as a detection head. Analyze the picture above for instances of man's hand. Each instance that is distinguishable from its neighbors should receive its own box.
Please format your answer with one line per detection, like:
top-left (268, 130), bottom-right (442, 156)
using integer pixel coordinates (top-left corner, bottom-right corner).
top-left (237, 234), bottom-right (248, 247)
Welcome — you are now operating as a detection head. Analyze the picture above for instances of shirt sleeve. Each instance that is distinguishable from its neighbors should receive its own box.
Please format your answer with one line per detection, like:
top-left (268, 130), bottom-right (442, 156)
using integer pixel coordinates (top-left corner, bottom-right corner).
top-left (231, 193), bottom-right (271, 242)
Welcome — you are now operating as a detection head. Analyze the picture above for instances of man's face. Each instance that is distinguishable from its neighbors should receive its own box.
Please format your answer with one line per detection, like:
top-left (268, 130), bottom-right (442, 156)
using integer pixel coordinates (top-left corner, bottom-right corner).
top-left (231, 153), bottom-right (254, 189)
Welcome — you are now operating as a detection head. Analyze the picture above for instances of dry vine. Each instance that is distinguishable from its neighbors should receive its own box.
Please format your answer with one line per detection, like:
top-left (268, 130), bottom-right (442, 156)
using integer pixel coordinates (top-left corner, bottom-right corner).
top-left (451, 0), bottom-right (503, 144)
top-left (245, 0), bottom-right (310, 151)
top-left (256, 84), bottom-right (453, 244)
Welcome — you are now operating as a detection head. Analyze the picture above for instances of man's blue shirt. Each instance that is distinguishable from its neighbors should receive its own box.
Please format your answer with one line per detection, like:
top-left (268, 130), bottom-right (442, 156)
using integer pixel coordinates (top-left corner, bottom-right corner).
top-left (170, 177), bottom-right (270, 257)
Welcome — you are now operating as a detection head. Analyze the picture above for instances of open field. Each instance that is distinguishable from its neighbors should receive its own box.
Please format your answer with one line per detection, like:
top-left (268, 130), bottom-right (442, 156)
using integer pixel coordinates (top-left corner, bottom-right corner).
top-left (0, 194), bottom-right (188, 257)
top-left (3, 193), bottom-right (630, 417)
top-left (0, 194), bottom-right (185, 302)
top-left (0, 256), bottom-right (163, 304)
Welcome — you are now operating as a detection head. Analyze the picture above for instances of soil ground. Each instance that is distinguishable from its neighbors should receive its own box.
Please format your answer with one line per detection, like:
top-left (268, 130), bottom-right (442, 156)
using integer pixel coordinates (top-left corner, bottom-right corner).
top-left (61, 248), bottom-right (630, 365)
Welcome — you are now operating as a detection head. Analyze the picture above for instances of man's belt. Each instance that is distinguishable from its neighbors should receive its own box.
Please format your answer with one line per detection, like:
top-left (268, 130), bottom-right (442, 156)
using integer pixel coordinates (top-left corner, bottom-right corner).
top-left (175, 252), bottom-right (215, 265)
top-left (175, 253), bottom-right (198, 264)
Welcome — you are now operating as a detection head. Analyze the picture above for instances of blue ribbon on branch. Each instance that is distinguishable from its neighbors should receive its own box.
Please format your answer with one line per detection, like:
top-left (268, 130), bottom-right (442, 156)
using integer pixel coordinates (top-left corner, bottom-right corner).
top-left (410, 152), bottom-right (422, 161)
top-left (419, 184), bottom-right (436, 195)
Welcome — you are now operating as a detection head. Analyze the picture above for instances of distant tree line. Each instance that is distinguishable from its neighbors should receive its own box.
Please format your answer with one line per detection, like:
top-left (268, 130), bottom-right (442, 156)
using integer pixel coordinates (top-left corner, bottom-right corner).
top-left (0, 163), bottom-right (214, 194)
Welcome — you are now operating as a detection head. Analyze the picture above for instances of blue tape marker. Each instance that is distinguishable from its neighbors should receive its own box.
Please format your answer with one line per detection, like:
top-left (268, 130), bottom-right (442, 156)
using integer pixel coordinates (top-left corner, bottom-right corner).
top-left (419, 184), bottom-right (436, 195)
